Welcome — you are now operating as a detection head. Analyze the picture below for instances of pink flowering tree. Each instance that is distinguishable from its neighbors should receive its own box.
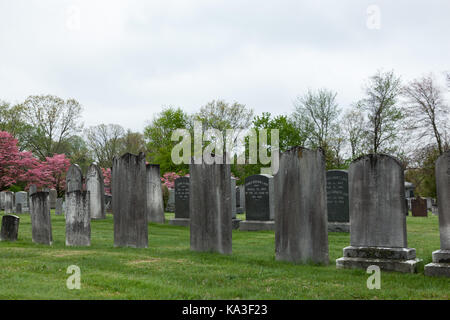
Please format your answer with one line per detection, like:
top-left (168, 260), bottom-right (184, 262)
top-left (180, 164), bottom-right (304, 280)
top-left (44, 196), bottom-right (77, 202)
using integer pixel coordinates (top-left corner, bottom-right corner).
top-left (102, 167), bottom-right (111, 195)
top-left (161, 171), bottom-right (189, 189)
top-left (0, 131), bottom-right (22, 190)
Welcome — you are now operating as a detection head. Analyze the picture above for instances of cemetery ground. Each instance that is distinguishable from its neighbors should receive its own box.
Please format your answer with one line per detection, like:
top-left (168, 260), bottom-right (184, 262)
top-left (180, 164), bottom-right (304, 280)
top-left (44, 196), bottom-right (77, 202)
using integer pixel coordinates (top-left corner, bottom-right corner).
top-left (0, 212), bottom-right (448, 300)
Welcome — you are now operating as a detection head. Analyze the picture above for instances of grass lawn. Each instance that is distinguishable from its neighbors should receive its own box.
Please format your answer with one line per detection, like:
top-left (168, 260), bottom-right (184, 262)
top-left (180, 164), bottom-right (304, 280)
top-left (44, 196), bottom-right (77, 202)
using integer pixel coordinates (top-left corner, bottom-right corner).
top-left (0, 210), bottom-right (448, 299)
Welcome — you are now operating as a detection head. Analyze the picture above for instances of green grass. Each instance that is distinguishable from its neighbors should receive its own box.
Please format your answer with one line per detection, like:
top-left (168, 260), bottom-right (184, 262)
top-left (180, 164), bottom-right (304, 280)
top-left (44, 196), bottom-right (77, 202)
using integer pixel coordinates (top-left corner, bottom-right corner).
top-left (0, 210), bottom-right (448, 299)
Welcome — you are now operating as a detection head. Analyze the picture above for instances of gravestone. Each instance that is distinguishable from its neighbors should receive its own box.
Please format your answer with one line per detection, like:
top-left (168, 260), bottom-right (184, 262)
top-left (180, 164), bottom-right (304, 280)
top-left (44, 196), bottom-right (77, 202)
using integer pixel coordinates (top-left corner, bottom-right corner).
top-left (240, 174), bottom-right (275, 231)
top-left (165, 189), bottom-right (175, 212)
top-left (146, 164), bottom-right (165, 224)
top-left (15, 203), bottom-right (22, 214)
top-left (190, 156), bottom-right (232, 254)
top-left (112, 153), bottom-right (148, 248)
top-left (4, 191), bottom-right (14, 214)
top-left (55, 198), bottom-right (63, 215)
top-left (104, 194), bottom-right (112, 213)
top-left (65, 164), bottom-right (91, 246)
top-left (431, 204), bottom-right (438, 216)
top-left (29, 186), bottom-right (52, 245)
top-left (86, 163), bottom-right (106, 220)
top-left (49, 189), bottom-right (57, 209)
top-left (235, 186), bottom-right (244, 214)
top-left (240, 186), bottom-right (245, 213)
top-left (169, 177), bottom-right (190, 227)
top-left (231, 177), bottom-right (240, 229)
top-left (411, 197), bottom-right (428, 217)
top-left (15, 191), bottom-right (28, 213)
top-left (275, 147), bottom-right (329, 264)
top-left (0, 215), bottom-right (20, 241)
top-left (336, 154), bottom-right (421, 273)
top-left (425, 151), bottom-right (450, 277)
top-left (326, 170), bottom-right (350, 232)
top-left (0, 192), bottom-right (5, 210)
top-left (426, 198), bottom-right (433, 211)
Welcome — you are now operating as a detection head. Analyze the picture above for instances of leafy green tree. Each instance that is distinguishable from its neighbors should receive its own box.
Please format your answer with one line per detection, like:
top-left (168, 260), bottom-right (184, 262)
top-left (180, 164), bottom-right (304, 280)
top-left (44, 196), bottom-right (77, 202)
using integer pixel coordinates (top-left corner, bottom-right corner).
top-left (85, 124), bottom-right (125, 169)
top-left (0, 100), bottom-right (32, 151)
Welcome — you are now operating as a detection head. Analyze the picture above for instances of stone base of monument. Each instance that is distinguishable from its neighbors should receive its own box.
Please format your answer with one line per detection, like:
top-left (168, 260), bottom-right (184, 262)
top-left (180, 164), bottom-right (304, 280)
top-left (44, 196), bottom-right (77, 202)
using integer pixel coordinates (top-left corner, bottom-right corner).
top-left (328, 222), bottom-right (350, 233)
top-left (239, 220), bottom-right (274, 231)
top-left (424, 250), bottom-right (450, 277)
top-left (232, 219), bottom-right (241, 230)
top-left (336, 246), bottom-right (422, 273)
top-left (169, 218), bottom-right (190, 227)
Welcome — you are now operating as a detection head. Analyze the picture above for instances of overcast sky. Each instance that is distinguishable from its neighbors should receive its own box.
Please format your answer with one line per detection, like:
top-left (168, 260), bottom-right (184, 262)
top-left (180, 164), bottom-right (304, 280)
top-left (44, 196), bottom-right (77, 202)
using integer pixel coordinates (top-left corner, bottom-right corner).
top-left (1, 0), bottom-right (449, 131)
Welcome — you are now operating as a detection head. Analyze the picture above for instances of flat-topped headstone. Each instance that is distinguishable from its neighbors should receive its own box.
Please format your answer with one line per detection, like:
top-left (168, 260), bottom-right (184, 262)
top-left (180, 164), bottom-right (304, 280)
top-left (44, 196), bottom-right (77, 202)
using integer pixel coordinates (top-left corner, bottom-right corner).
top-left (336, 154), bottom-right (421, 273)
top-left (15, 203), bottom-right (22, 214)
top-left (169, 177), bottom-right (190, 227)
top-left (0, 192), bottom-right (5, 210)
top-left (112, 153), bottom-right (148, 248)
top-left (86, 163), bottom-right (106, 220)
top-left (165, 189), bottom-right (175, 212)
top-left (146, 164), bottom-right (165, 224)
top-left (275, 147), bottom-right (329, 264)
top-left (4, 191), bottom-right (14, 214)
top-left (29, 186), bottom-right (52, 245)
top-left (49, 189), bottom-right (57, 209)
top-left (0, 215), bottom-right (20, 241)
top-left (65, 191), bottom-right (90, 246)
top-left (326, 170), bottom-right (350, 232)
top-left (15, 191), bottom-right (28, 213)
top-left (190, 157), bottom-right (232, 254)
top-left (55, 198), bottom-right (63, 215)
top-left (425, 151), bottom-right (450, 277)
top-left (411, 197), bottom-right (427, 217)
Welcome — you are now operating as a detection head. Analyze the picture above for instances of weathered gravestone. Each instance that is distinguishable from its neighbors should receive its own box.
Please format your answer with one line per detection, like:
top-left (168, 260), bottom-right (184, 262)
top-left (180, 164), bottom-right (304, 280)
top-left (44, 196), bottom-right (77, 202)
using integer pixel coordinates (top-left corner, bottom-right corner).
top-left (65, 164), bottom-right (91, 246)
top-left (190, 156), bottom-right (232, 254)
top-left (169, 177), bottom-right (190, 227)
top-left (425, 151), bottom-right (450, 277)
top-left (165, 189), bottom-right (175, 212)
top-left (231, 177), bottom-right (240, 230)
top-left (15, 203), bottom-right (22, 214)
top-left (326, 170), bottom-right (350, 232)
top-left (240, 174), bottom-right (275, 231)
top-left (104, 194), bottom-right (112, 213)
top-left (15, 191), bottom-right (28, 213)
top-left (236, 186), bottom-right (244, 214)
top-left (0, 215), bottom-right (20, 241)
top-left (29, 186), bottom-right (52, 245)
top-left (336, 154), bottom-right (421, 273)
top-left (4, 191), bottom-right (14, 214)
top-left (275, 147), bottom-right (329, 264)
top-left (431, 204), bottom-right (438, 216)
top-left (411, 197), bottom-right (428, 217)
top-left (0, 192), bottom-right (5, 210)
top-left (86, 163), bottom-right (105, 220)
top-left (146, 164), bottom-right (165, 224)
top-left (55, 198), bottom-right (63, 215)
top-left (240, 186), bottom-right (245, 213)
top-left (112, 153), bottom-right (148, 248)
top-left (49, 189), bottom-right (57, 209)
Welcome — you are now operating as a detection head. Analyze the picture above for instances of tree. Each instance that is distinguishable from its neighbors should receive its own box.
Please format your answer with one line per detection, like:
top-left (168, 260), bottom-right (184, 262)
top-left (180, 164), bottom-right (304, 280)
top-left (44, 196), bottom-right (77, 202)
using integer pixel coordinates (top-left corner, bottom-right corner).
top-left (293, 88), bottom-right (340, 150)
top-left (144, 107), bottom-right (190, 174)
top-left (342, 108), bottom-right (367, 159)
top-left (0, 101), bottom-right (32, 151)
top-left (120, 130), bottom-right (147, 156)
top-left (102, 168), bottom-right (111, 195)
top-left (402, 74), bottom-right (449, 155)
top-left (85, 124), bottom-right (125, 168)
top-left (22, 95), bottom-right (83, 159)
top-left (0, 131), bottom-right (24, 190)
top-left (357, 70), bottom-right (403, 154)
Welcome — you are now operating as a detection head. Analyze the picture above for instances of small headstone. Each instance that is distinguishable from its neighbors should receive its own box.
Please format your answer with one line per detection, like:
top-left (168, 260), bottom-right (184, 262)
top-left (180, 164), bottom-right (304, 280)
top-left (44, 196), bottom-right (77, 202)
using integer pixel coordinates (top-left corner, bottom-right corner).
top-left (240, 186), bottom-right (245, 212)
top-left (49, 189), bottom-right (57, 209)
top-left (425, 151), bottom-right (450, 277)
top-left (104, 194), bottom-right (112, 213)
top-left (29, 186), bottom-right (52, 245)
top-left (0, 215), bottom-right (20, 241)
top-left (411, 197), bottom-right (427, 217)
top-left (15, 191), bottom-right (28, 213)
top-left (55, 198), bottom-right (63, 215)
top-left (275, 147), bottom-right (329, 264)
top-left (146, 164), bottom-right (165, 224)
top-left (190, 156), bottom-right (232, 254)
top-left (66, 165), bottom-right (83, 192)
top-left (431, 204), bottom-right (438, 216)
top-left (169, 177), bottom-right (190, 227)
top-left (112, 153), bottom-right (148, 248)
top-left (336, 154), bottom-right (421, 273)
top-left (15, 203), bottom-right (22, 214)
top-left (240, 174), bottom-right (275, 231)
top-left (165, 188), bottom-right (175, 212)
top-left (0, 192), bottom-right (5, 210)
top-left (4, 191), bottom-right (14, 214)
top-left (86, 163), bottom-right (106, 220)
top-left (326, 170), bottom-right (350, 232)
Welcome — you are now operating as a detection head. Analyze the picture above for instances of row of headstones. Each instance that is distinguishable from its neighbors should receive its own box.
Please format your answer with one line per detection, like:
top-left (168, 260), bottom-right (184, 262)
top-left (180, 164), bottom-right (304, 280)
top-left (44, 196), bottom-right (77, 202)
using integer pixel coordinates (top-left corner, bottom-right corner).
top-left (0, 189), bottom-right (57, 214)
top-left (161, 149), bottom-right (449, 277)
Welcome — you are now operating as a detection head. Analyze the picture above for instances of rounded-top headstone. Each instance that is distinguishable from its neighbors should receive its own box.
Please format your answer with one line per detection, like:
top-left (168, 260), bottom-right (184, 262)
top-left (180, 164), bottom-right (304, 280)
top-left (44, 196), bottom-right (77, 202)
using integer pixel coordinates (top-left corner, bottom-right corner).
top-left (86, 163), bottom-right (105, 220)
top-left (66, 164), bottom-right (83, 193)
top-left (0, 215), bottom-right (20, 241)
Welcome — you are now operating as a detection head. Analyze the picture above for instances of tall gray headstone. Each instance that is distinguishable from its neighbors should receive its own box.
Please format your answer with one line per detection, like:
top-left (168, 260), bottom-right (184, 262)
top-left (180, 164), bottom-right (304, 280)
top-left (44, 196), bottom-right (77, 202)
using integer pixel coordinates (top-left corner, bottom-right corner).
top-left (86, 163), bottom-right (106, 220)
top-left (65, 164), bottom-right (91, 246)
top-left (425, 151), bottom-right (450, 277)
top-left (0, 215), bottom-right (20, 241)
top-left (169, 177), bottom-right (190, 227)
top-left (336, 154), bottom-right (421, 273)
top-left (240, 174), bottom-right (275, 231)
top-left (112, 153), bottom-right (148, 248)
top-left (146, 164), bottom-right (165, 224)
top-left (231, 177), bottom-right (237, 219)
top-left (275, 147), bottom-right (329, 264)
top-left (29, 186), bottom-right (52, 245)
top-left (55, 198), bottom-right (63, 215)
top-left (4, 191), bottom-right (14, 214)
top-left (49, 189), bottom-right (57, 209)
top-left (165, 188), bottom-right (175, 212)
top-left (326, 170), bottom-right (350, 232)
top-left (15, 191), bottom-right (28, 213)
top-left (190, 158), bottom-right (232, 254)
top-left (0, 191), bottom-right (5, 210)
